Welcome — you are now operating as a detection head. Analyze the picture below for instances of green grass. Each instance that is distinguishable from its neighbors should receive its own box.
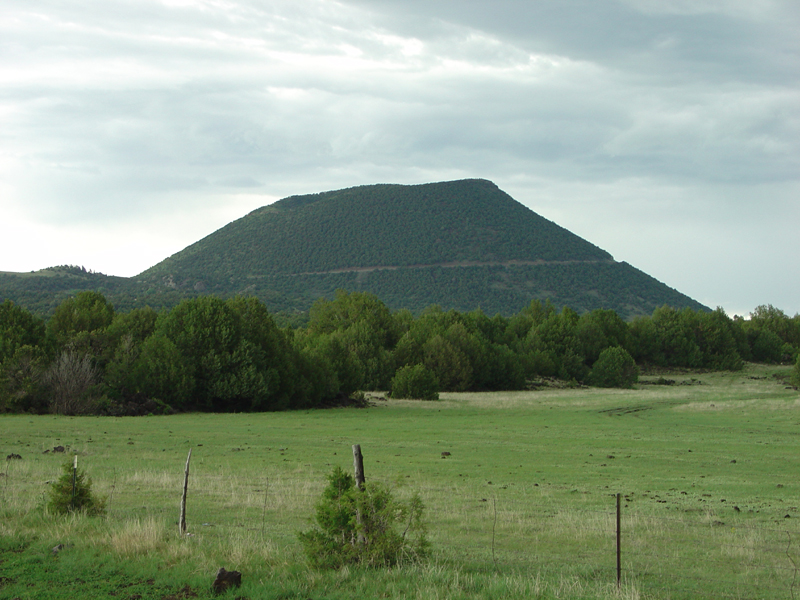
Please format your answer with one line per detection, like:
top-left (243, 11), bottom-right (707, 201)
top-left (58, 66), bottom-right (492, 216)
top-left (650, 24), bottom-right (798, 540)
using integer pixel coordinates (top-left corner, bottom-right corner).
top-left (2, 363), bottom-right (799, 599)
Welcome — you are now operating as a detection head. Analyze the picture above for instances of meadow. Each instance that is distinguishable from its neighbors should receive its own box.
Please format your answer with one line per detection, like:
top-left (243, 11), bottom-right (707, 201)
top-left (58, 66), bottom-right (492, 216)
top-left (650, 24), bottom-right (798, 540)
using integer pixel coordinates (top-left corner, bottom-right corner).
top-left (2, 363), bottom-right (799, 599)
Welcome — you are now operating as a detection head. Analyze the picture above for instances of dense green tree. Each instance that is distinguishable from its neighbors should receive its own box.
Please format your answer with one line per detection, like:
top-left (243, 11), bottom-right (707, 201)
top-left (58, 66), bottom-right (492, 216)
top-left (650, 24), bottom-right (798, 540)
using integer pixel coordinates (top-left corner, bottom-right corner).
top-left (730, 315), bottom-right (753, 361)
top-left (422, 334), bottom-right (472, 392)
top-left (742, 305), bottom-right (799, 363)
top-left (480, 342), bottom-right (526, 390)
top-left (391, 364), bottom-right (439, 400)
top-left (228, 296), bottom-right (304, 407)
top-left (629, 306), bottom-right (703, 368)
top-left (120, 334), bottom-right (192, 408)
top-left (0, 301), bottom-right (49, 412)
top-left (750, 328), bottom-right (784, 364)
top-left (394, 307), bottom-right (524, 391)
top-left (464, 309), bottom-right (509, 346)
top-left (393, 308), bottom-right (453, 369)
top-left (102, 307), bottom-right (161, 402)
top-left (0, 300), bottom-right (47, 363)
top-left (308, 291), bottom-right (398, 342)
top-left (0, 345), bottom-right (49, 413)
top-left (576, 309), bottom-right (630, 366)
top-left (48, 291), bottom-right (115, 350)
top-left (296, 330), bottom-right (365, 399)
top-left (628, 315), bottom-right (659, 366)
top-left (154, 296), bottom-right (242, 409)
top-left (106, 306), bottom-right (158, 348)
top-left (695, 308), bottom-right (743, 370)
top-left (154, 296), bottom-right (301, 411)
top-left (589, 347), bottom-right (638, 388)
top-left (443, 322), bottom-right (485, 386)
top-left (506, 300), bottom-right (557, 343)
top-left (522, 306), bottom-right (588, 381)
top-left (391, 308), bottom-right (415, 338)
top-left (305, 291), bottom-right (398, 389)
top-left (748, 305), bottom-right (800, 346)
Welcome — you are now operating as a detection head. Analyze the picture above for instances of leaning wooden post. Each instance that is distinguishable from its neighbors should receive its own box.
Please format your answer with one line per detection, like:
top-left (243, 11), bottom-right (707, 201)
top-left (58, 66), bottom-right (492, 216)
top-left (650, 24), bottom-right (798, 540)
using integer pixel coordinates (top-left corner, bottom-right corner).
top-left (352, 444), bottom-right (366, 545)
top-left (352, 444), bottom-right (365, 491)
top-left (180, 448), bottom-right (192, 535)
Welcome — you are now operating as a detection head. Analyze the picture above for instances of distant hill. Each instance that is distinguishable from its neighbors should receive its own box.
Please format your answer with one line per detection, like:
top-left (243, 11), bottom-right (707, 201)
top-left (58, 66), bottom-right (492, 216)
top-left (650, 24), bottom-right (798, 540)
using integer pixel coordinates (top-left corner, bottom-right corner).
top-left (0, 179), bottom-right (708, 318)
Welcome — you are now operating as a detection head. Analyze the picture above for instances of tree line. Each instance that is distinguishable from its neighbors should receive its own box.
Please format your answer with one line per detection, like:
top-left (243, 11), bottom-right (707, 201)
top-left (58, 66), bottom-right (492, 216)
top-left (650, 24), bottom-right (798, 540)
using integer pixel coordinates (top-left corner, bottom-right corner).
top-left (1, 291), bottom-right (798, 415)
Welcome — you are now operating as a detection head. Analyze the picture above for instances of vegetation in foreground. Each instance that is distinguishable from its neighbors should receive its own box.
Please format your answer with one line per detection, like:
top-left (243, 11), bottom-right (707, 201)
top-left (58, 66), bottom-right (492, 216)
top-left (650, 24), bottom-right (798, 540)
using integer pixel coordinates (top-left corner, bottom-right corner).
top-left (1, 363), bottom-right (799, 599)
top-left (46, 460), bottom-right (107, 516)
top-left (298, 466), bottom-right (428, 569)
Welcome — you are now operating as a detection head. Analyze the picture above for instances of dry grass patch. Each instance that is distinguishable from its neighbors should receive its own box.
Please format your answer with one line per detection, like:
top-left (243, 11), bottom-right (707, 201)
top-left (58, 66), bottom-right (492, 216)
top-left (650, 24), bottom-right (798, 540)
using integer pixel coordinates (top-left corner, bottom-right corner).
top-left (100, 516), bottom-right (169, 557)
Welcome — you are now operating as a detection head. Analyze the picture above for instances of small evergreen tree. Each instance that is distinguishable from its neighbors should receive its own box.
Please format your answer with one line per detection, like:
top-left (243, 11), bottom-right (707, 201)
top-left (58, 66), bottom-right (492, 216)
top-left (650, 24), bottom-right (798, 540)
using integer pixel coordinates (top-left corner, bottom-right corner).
top-left (298, 467), bottom-right (428, 568)
top-left (47, 460), bottom-right (106, 516)
top-left (791, 355), bottom-right (800, 389)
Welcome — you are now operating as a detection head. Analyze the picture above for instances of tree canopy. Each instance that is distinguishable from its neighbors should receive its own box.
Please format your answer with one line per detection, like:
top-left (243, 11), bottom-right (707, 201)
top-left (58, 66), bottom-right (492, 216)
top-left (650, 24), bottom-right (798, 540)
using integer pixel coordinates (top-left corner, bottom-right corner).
top-left (2, 290), bottom-right (797, 415)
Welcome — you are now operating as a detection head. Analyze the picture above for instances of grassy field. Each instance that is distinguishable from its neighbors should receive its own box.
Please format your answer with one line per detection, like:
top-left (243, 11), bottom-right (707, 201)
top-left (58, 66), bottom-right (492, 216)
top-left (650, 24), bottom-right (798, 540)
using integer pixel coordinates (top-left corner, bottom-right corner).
top-left (2, 363), bottom-right (799, 599)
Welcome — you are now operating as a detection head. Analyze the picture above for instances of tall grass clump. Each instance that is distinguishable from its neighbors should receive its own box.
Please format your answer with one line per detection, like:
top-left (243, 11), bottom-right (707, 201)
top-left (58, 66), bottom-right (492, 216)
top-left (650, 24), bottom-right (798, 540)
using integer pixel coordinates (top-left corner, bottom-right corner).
top-left (102, 516), bottom-right (167, 558)
top-left (299, 466), bottom-right (428, 568)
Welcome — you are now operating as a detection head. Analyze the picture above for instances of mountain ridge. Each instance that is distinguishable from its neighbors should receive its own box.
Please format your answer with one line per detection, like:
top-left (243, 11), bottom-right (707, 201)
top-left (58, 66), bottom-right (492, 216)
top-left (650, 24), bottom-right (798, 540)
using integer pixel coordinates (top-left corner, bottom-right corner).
top-left (137, 178), bottom-right (613, 280)
top-left (1, 179), bottom-right (707, 319)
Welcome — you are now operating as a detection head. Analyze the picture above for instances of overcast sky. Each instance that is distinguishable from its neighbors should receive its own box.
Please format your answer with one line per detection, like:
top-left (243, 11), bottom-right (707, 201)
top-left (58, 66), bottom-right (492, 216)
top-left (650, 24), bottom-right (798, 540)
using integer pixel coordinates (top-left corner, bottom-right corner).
top-left (1, 0), bottom-right (798, 316)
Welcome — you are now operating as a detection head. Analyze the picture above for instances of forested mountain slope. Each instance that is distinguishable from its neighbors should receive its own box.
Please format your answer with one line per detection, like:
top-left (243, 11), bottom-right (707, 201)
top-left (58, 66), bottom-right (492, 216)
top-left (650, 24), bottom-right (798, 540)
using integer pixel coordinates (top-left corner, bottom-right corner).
top-left (140, 179), bottom-right (611, 278)
top-left (1, 179), bottom-right (707, 318)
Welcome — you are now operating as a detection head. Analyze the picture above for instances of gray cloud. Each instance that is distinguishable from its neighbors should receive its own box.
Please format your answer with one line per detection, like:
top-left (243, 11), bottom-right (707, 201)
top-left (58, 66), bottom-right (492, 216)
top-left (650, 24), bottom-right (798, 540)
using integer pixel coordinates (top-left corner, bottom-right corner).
top-left (0, 0), bottom-right (798, 314)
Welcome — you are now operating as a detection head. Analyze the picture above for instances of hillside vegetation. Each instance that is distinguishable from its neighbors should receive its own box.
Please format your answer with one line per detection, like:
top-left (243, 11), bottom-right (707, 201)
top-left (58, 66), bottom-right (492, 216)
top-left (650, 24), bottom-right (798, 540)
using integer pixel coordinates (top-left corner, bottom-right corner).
top-left (0, 179), bottom-right (706, 319)
top-left (141, 179), bottom-right (611, 278)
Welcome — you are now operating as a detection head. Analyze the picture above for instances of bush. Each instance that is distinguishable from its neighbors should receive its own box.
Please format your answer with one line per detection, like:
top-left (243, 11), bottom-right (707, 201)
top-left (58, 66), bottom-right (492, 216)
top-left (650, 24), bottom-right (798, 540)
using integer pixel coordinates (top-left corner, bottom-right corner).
top-left (589, 346), bottom-right (638, 389)
top-left (298, 467), bottom-right (428, 568)
top-left (792, 355), bottom-right (800, 389)
top-left (391, 364), bottom-right (439, 400)
top-left (47, 460), bottom-right (106, 516)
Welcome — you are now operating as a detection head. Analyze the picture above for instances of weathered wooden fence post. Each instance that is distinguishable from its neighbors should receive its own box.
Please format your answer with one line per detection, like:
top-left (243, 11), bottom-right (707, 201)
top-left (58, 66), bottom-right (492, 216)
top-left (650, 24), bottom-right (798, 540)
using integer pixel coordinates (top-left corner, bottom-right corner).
top-left (352, 444), bottom-right (365, 490)
top-left (352, 444), bottom-right (366, 545)
top-left (180, 448), bottom-right (192, 535)
top-left (616, 493), bottom-right (622, 589)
